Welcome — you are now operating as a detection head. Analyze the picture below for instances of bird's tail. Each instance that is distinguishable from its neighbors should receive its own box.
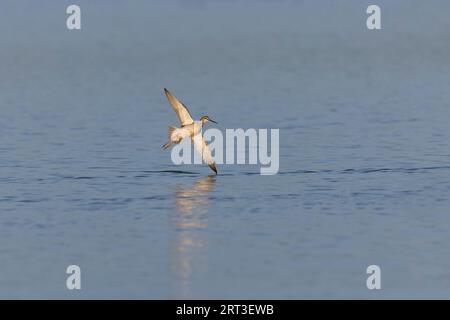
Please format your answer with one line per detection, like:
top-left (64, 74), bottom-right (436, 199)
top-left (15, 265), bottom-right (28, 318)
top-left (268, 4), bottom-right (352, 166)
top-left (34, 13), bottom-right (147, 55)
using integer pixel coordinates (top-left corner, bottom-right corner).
top-left (162, 126), bottom-right (177, 150)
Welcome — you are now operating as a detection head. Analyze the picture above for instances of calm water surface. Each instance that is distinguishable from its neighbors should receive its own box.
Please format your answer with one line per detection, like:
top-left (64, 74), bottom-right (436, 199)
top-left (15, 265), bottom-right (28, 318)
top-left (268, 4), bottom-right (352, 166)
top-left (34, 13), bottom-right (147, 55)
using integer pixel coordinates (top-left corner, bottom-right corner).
top-left (1, 1), bottom-right (450, 298)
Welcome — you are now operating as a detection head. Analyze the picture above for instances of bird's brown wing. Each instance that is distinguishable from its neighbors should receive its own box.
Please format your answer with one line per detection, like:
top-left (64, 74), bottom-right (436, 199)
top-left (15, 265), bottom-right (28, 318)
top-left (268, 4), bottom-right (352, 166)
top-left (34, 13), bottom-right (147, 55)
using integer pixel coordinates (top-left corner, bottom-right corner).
top-left (164, 88), bottom-right (194, 126)
top-left (191, 133), bottom-right (217, 174)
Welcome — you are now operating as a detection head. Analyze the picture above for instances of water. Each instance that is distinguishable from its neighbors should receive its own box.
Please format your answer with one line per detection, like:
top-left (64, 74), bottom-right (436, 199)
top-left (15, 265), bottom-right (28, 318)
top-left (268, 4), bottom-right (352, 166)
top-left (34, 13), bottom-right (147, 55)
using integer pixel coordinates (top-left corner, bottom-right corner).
top-left (1, 0), bottom-right (450, 298)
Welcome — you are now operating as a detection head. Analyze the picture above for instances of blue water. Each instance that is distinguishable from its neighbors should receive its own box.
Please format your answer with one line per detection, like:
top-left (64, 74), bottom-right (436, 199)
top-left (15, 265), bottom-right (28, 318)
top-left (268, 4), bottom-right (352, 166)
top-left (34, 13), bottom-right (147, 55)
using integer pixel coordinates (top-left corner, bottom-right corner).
top-left (1, 0), bottom-right (450, 298)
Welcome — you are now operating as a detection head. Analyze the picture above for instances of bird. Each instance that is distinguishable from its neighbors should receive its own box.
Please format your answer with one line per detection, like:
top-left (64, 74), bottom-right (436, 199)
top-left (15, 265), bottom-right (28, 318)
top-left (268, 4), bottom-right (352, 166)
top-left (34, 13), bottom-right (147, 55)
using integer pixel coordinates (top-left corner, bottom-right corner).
top-left (162, 88), bottom-right (218, 174)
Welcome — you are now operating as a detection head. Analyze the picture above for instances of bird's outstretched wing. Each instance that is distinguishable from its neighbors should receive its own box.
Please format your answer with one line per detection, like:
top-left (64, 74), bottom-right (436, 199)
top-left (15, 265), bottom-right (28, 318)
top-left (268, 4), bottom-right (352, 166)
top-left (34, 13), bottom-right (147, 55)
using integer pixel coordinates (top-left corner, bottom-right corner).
top-left (192, 133), bottom-right (217, 174)
top-left (164, 88), bottom-right (194, 126)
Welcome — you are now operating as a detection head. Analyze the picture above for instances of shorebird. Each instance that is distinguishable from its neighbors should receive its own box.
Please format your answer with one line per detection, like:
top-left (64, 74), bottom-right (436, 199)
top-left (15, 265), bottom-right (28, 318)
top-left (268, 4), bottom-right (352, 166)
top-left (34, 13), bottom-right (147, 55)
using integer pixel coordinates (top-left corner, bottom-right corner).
top-left (162, 88), bottom-right (218, 174)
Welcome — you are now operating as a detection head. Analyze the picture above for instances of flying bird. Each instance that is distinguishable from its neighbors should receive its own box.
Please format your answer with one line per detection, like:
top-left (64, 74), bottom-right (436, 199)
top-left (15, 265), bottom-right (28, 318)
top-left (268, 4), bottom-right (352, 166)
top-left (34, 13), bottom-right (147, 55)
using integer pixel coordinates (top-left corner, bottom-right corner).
top-left (162, 88), bottom-right (218, 174)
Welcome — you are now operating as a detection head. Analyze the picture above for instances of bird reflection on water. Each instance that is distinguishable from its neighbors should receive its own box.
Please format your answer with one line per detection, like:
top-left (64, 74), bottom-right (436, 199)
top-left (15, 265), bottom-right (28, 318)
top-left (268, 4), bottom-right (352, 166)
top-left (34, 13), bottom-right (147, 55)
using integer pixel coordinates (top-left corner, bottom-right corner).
top-left (170, 175), bottom-right (216, 298)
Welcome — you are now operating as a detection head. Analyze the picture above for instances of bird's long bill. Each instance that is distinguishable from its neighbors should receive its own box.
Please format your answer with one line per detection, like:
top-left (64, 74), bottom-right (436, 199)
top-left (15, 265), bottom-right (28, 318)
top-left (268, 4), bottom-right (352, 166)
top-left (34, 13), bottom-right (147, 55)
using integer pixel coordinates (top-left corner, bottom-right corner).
top-left (209, 118), bottom-right (218, 124)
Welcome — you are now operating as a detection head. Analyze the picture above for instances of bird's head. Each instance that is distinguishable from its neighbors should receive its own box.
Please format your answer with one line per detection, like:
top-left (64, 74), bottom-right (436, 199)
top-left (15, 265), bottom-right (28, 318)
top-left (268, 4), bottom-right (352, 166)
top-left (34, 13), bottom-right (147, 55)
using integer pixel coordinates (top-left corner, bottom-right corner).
top-left (200, 115), bottom-right (218, 124)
